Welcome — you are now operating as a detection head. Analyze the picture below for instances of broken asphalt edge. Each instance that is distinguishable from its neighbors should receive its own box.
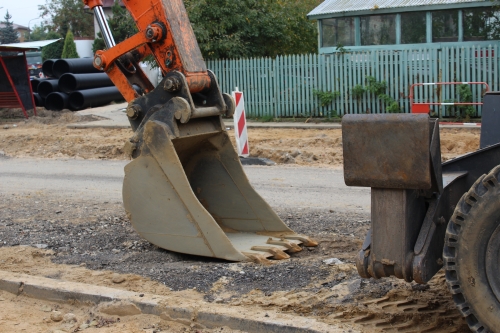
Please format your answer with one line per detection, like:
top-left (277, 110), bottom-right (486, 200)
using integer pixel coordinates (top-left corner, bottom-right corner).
top-left (0, 270), bottom-right (349, 333)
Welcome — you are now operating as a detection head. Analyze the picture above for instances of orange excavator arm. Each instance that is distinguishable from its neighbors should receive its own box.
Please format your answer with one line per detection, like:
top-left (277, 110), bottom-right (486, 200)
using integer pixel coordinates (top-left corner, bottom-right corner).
top-left (84, 0), bottom-right (211, 101)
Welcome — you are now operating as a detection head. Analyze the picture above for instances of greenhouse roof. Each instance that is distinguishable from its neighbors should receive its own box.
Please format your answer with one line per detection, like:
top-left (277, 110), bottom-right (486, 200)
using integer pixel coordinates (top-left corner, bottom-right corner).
top-left (308, 0), bottom-right (495, 18)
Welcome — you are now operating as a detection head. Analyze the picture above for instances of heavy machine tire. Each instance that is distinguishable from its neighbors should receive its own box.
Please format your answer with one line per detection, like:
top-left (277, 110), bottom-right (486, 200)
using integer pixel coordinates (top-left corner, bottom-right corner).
top-left (444, 165), bottom-right (500, 333)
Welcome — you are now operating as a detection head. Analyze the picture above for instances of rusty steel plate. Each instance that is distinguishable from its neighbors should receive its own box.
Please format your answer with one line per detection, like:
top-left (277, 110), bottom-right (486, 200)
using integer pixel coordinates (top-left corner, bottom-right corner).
top-left (342, 114), bottom-right (432, 189)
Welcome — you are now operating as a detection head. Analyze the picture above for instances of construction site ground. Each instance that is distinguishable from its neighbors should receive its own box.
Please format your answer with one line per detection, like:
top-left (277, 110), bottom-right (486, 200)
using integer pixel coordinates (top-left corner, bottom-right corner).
top-left (0, 107), bottom-right (480, 333)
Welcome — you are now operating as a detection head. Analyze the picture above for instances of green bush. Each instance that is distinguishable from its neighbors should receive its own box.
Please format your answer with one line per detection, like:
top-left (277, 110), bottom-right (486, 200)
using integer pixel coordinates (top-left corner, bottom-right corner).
top-left (445, 85), bottom-right (476, 121)
top-left (61, 30), bottom-right (79, 58)
top-left (41, 32), bottom-right (64, 61)
top-left (313, 89), bottom-right (340, 107)
top-left (351, 85), bottom-right (365, 99)
top-left (362, 77), bottom-right (400, 113)
top-left (365, 76), bottom-right (387, 95)
top-left (257, 115), bottom-right (275, 122)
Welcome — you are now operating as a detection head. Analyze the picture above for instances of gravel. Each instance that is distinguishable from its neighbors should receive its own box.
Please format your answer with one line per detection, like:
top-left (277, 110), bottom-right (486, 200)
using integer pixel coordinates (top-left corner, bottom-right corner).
top-left (0, 193), bottom-right (471, 332)
top-left (0, 193), bottom-right (370, 297)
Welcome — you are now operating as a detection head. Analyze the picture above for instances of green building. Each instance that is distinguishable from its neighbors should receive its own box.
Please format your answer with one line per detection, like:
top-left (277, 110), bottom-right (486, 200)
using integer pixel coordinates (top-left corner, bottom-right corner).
top-left (308, 0), bottom-right (500, 54)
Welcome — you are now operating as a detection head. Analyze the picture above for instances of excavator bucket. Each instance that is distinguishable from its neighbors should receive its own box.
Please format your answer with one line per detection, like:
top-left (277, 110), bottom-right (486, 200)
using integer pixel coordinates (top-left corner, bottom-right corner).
top-left (122, 82), bottom-right (317, 262)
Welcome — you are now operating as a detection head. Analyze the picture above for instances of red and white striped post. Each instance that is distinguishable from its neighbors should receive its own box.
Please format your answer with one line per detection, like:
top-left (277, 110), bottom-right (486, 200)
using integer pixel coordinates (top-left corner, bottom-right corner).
top-left (232, 87), bottom-right (249, 157)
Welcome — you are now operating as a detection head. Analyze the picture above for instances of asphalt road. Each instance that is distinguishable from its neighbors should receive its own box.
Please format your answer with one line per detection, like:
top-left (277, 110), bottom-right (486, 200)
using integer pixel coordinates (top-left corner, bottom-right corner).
top-left (0, 157), bottom-right (370, 214)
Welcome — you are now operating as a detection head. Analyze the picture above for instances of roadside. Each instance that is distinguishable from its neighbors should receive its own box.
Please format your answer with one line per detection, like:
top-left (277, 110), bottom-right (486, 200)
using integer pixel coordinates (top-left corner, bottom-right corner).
top-left (0, 107), bottom-right (477, 332)
top-left (0, 108), bottom-right (480, 166)
top-left (0, 190), bottom-right (470, 333)
top-left (0, 289), bottom-right (242, 333)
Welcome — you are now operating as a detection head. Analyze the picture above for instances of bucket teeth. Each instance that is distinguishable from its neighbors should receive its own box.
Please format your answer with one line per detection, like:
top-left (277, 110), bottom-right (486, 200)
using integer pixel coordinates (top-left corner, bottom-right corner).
top-left (283, 234), bottom-right (319, 247)
top-left (266, 238), bottom-right (302, 252)
top-left (251, 246), bottom-right (290, 260)
top-left (242, 253), bottom-right (273, 265)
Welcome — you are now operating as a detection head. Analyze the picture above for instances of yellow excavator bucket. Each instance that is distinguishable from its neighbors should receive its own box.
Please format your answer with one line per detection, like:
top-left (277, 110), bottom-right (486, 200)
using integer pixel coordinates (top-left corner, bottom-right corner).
top-left (122, 87), bottom-right (317, 262)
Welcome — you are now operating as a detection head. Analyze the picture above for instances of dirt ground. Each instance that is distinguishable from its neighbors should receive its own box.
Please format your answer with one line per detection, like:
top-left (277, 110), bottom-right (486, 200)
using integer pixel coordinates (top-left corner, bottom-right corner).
top-left (0, 287), bottom-right (246, 333)
top-left (0, 109), bottom-right (478, 333)
top-left (0, 109), bottom-right (480, 166)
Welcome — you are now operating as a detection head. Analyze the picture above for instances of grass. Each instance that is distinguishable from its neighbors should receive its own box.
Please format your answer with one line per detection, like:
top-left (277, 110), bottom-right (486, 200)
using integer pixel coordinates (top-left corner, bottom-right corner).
top-left (249, 115), bottom-right (342, 123)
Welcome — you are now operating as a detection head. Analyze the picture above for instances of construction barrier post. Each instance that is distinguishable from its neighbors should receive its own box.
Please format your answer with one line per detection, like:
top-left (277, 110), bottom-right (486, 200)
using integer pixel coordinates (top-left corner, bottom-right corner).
top-left (232, 87), bottom-right (249, 157)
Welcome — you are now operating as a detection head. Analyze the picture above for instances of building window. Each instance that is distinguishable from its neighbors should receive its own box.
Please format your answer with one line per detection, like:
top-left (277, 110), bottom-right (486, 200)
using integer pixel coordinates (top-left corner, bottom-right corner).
top-left (360, 14), bottom-right (396, 45)
top-left (321, 18), bottom-right (355, 47)
top-left (401, 11), bottom-right (427, 44)
top-left (463, 8), bottom-right (500, 41)
top-left (432, 10), bottom-right (459, 42)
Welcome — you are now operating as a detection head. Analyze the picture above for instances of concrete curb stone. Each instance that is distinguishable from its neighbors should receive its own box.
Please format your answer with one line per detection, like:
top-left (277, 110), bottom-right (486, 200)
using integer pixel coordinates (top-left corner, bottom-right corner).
top-left (0, 270), bottom-right (352, 333)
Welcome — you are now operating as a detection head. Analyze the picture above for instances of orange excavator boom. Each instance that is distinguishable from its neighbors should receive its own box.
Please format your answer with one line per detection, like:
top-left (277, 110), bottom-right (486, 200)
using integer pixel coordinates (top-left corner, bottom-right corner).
top-left (84, 0), bottom-right (211, 100)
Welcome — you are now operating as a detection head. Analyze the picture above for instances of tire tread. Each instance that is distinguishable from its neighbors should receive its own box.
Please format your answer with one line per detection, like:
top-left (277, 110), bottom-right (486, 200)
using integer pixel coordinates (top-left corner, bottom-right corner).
top-left (444, 169), bottom-right (498, 333)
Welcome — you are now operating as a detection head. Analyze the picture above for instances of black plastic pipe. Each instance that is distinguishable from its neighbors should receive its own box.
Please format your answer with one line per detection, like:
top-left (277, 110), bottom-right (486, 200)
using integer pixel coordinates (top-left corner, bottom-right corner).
top-left (52, 58), bottom-right (101, 78)
top-left (37, 79), bottom-right (59, 98)
top-left (58, 73), bottom-right (113, 94)
top-left (45, 92), bottom-right (69, 111)
top-left (42, 59), bottom-right (57, 78)
top-left (69, 86), bottom-right (123, 110)
top-left (33, 93), bottom-right (44, 107)
top-left (31, 78), bottom-right (47, 93)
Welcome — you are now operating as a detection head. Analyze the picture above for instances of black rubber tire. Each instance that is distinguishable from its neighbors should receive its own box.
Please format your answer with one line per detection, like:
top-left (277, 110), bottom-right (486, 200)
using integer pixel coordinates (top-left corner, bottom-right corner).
top-left (444, 165), bottom-right (500, 333)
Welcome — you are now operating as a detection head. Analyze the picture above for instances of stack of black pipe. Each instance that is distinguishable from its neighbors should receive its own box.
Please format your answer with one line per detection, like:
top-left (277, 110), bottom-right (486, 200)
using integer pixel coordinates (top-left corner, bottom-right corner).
top-left (32, 58), bottom-right (124, 111)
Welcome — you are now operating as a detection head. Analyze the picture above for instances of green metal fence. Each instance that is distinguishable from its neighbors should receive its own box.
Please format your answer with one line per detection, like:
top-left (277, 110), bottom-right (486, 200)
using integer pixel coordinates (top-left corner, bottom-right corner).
top-left (207, 44), bottom-right (500, 118)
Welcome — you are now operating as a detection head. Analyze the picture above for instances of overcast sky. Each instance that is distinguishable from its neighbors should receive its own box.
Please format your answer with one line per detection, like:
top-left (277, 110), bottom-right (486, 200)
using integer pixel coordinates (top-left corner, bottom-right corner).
top-left (1, 0), bottom-right (47, 29)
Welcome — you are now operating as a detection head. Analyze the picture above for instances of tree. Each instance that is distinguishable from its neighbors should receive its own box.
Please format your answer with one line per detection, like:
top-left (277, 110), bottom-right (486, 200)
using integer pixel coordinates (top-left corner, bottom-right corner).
top-left (29, 23), bottom-right (51, 41)
top-left (92, 0), bottom-right (321, 59)
top-left (39, 0), bottom-right (94, 38)
top-left (41, 31), bottom-right (64, 61)
top-left (184, 0), bottom-right (321, 59)
top-left (0, 11), bottom-right (19, 44)
top-left (92, 0), bottom-right (137, 53)
top-left (93, 0), bottom-right (320, 59)
top-left (61, 30), bottom-right (79, 58)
